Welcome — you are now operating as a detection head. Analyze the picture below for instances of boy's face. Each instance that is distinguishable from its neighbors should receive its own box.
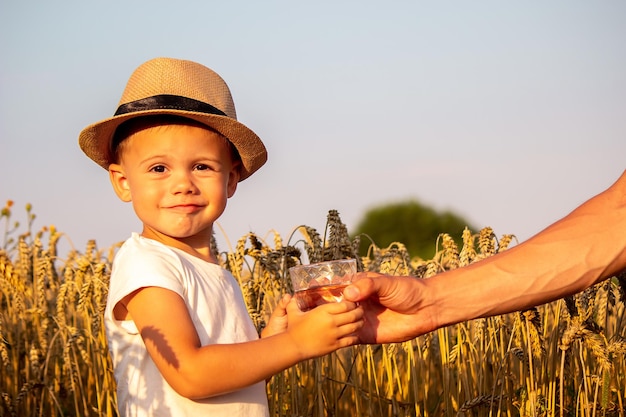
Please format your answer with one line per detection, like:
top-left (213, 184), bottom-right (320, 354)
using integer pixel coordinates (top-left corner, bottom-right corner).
top-left (108, 122), bottom-right (239, 248)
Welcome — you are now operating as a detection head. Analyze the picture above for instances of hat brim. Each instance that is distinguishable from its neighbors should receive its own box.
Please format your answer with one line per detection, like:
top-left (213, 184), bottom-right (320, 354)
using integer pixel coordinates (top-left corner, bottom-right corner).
top-left (78, 109), bottom-right (267, 181)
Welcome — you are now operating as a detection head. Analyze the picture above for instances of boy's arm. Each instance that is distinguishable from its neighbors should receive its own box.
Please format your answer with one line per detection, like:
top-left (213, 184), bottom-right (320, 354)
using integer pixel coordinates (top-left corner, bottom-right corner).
top-left (124, 287), bottom-right (362, 399)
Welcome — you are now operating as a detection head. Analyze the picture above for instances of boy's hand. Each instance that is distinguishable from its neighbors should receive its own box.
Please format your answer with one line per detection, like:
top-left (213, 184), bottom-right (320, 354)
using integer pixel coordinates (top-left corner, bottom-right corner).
top-left (284, 298), bottom-right (364, 360)
top-left (261, 294), bottom-right (291, 338)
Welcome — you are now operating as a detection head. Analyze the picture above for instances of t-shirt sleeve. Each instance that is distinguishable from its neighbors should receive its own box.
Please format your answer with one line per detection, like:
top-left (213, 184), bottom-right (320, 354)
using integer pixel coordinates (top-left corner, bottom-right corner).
top-left (107, 239), bottom-right (186, 332)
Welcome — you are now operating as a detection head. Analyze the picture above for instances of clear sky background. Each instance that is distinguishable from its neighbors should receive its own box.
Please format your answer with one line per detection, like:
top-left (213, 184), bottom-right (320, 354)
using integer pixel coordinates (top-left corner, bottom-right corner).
top-left (1, 1), bottom-right (625, 257)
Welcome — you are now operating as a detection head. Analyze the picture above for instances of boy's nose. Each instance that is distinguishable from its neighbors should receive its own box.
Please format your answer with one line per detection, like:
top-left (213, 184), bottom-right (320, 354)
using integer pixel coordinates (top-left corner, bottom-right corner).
top-left (171, 171), bottom-right (198, 194)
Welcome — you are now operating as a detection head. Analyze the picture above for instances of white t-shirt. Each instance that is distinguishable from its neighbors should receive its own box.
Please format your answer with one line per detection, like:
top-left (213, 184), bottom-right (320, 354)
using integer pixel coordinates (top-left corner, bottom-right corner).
top-left (104, 233), bottom-right (269, 417)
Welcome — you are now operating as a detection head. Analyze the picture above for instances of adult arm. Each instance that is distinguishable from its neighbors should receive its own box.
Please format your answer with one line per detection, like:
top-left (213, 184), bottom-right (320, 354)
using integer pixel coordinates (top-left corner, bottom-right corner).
top-left (345, 169), bottom-right (626, 344)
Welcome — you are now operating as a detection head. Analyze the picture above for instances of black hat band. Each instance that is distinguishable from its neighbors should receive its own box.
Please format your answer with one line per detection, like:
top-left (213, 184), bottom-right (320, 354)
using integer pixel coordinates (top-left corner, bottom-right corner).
top-left (115, 94), bottom-right (227, 117)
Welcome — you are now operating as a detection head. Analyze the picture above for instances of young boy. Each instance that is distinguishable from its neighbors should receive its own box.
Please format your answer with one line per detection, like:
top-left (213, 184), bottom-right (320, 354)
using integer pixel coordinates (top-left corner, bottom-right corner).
top-left (79, 57), bottom-right (363, 416)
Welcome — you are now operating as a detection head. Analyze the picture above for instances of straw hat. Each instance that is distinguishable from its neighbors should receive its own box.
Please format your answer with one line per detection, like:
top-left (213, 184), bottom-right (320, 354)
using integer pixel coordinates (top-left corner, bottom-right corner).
top-left (78, 57), bottom-right (267, 181)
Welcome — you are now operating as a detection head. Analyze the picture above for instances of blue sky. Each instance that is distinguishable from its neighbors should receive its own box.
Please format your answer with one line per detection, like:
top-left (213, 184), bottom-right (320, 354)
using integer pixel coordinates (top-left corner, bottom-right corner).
top-left (1, 1), bottom-right (625, 257)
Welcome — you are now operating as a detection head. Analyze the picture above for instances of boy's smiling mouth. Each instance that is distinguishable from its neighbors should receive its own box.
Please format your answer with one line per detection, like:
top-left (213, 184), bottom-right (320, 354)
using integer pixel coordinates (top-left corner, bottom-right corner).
top-left (165, 204), bottom-right (204, 214)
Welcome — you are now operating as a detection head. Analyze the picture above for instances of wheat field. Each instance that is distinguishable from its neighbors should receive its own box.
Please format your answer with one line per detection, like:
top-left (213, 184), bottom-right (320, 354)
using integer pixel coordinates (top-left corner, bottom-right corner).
top-left (1, 203), bottom-right (625, 416)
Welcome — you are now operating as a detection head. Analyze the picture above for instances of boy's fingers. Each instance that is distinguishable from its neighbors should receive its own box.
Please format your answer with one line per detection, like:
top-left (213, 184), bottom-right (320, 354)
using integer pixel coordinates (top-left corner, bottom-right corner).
top-left (338, 334), bottom-right (361, 348)
top-left (286, 297), bottom-right (305, 315)
top-left (317, 300), bottom-right (358, 313)
top-left (267, 295), bottom-right (293, 320)
top-left (332, 305), bottom-right (364, 327)
top-left (279, 294), bottom-right (292, 308)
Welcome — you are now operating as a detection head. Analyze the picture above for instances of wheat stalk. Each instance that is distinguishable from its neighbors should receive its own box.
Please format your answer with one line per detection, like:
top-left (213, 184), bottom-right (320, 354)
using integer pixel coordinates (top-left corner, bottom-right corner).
top-left (2, 206), bottom-right (624, 416)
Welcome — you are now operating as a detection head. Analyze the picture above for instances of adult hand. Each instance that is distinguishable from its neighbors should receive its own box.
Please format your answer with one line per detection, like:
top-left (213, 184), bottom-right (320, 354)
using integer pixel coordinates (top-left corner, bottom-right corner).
top-left (343, 272), bottom-right (437, 344)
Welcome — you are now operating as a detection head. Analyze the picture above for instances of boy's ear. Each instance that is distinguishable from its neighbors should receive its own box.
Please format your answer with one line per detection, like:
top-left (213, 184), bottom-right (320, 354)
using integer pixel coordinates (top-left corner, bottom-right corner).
top-left (227, 163), bottom-right (240, 198)
top-left (109, 164), bottom-right (132, 202)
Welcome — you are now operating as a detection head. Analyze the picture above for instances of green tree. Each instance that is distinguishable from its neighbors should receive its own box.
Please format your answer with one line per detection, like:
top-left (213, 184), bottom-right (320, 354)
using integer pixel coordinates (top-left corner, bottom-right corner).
top-left (352, 200), bottom-right (475, 260)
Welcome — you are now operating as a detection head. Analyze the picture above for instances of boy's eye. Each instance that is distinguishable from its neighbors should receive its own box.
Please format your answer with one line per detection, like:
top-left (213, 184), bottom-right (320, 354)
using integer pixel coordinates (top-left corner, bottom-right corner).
top-left (195, 164), bottom-right (213, 171)
top-left (150, 165), bottom-right (167, 173)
